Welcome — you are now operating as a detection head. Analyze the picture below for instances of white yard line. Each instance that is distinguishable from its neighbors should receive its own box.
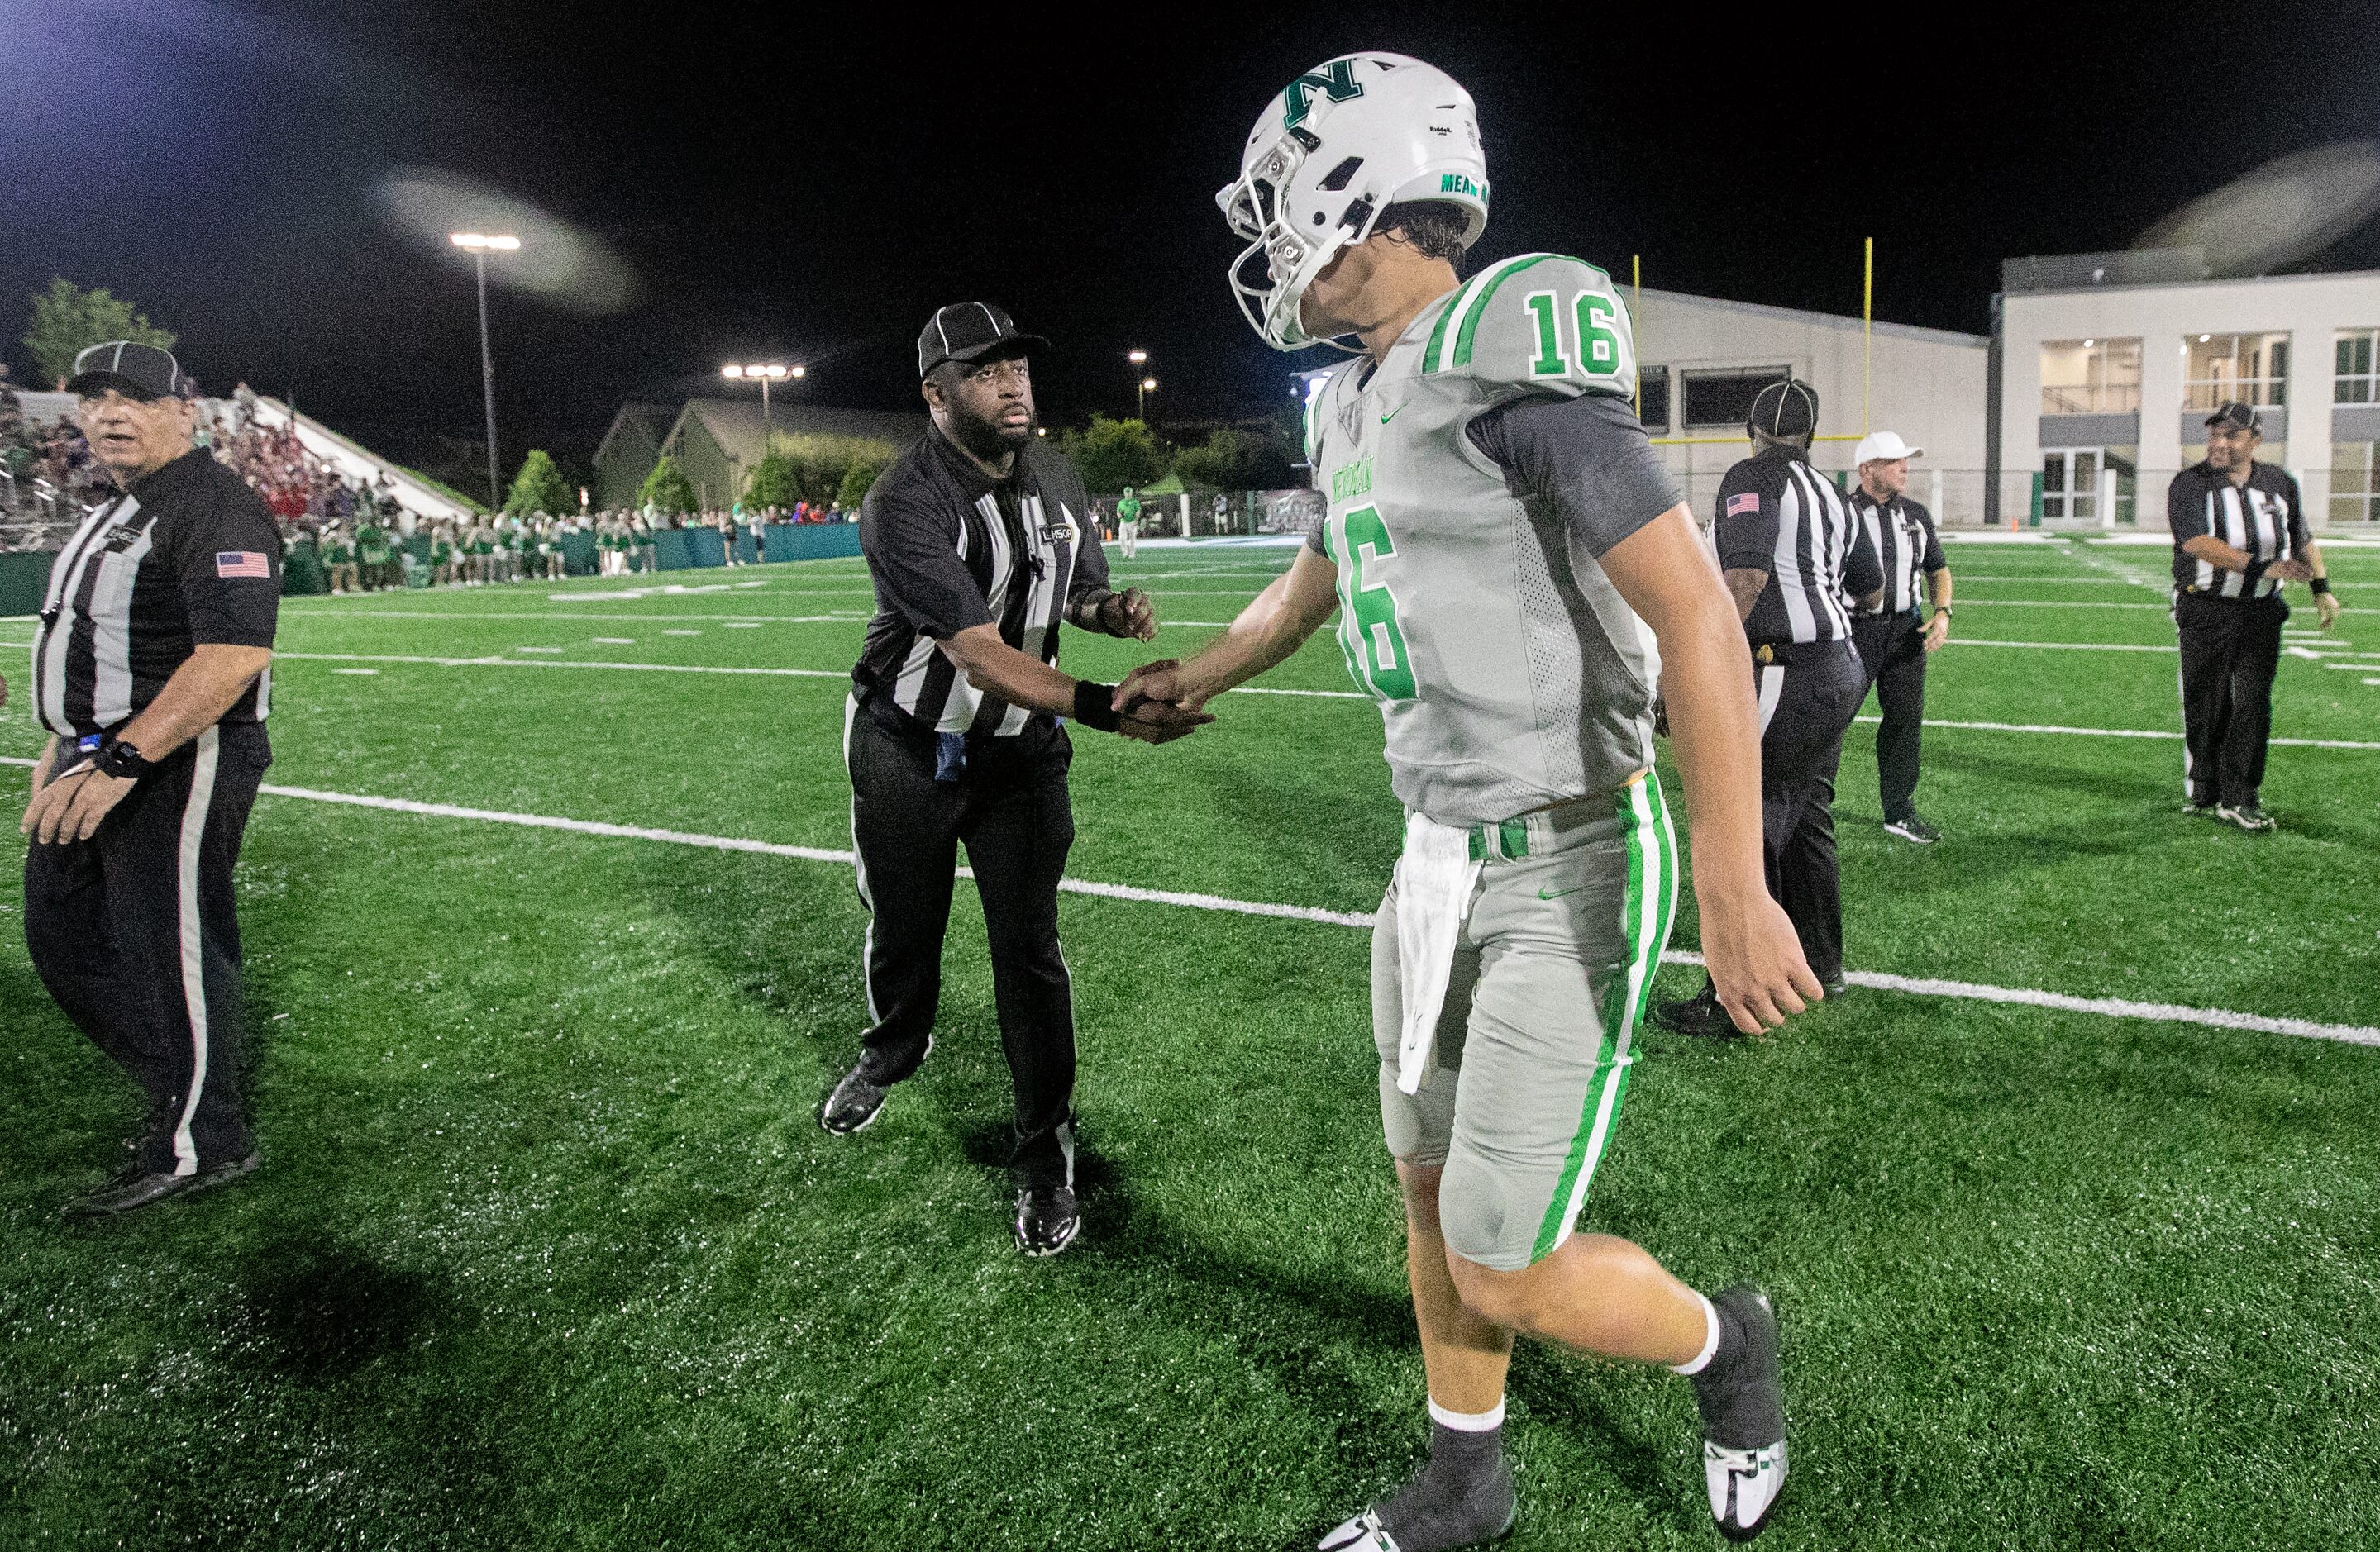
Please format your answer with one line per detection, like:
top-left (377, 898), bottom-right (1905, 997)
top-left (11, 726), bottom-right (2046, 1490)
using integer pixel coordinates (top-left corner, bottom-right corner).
top-left (273, 651), bottom-right (845, 678)
top-left (281, 611), bottom-right (863, 624)
top-left (1858, 715), bottom-right (2380, 751)
top-left (1952, 638), bottom-right (2174, 653)
top-left (2, 755), bottom-right (2362, 1045)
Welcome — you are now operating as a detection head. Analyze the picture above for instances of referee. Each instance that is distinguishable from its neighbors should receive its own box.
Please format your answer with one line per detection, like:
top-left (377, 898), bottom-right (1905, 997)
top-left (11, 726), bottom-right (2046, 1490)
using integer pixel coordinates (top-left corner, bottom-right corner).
top-left (1658, 378), bottom-right (1882, 1035)
top-left (822, 303), bottom-right (1207, 1257)
top-left (1847, 430), bottom-right (1953, 844)
top-left (21, 342), bottom-right (280, 1217)
top-left (2169, 401), bottom-right (2340, 831)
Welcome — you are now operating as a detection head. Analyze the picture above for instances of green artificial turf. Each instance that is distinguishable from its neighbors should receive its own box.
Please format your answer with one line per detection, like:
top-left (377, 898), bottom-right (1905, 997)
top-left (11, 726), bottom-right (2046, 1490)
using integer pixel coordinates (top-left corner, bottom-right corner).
top-left (1, 536), bottom-right (2375, 1549)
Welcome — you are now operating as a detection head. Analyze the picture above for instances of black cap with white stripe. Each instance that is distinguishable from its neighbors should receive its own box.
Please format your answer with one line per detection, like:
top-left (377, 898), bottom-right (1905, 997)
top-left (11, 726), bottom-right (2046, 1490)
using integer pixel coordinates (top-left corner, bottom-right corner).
top-left (917, 302), bottom-right (1050, 378)
top-left (2204, 400), bottom-right (2261, 432)
top-left (64, 340), bottom-right (186, 402)
top-left (1748, 377), bottom-right (1819, 440)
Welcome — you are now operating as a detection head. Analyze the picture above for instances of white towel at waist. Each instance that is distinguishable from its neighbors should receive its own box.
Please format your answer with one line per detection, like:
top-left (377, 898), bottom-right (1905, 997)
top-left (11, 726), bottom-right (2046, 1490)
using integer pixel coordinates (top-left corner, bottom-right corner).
top-left (1393, 811), bottom-right (1484, 1096)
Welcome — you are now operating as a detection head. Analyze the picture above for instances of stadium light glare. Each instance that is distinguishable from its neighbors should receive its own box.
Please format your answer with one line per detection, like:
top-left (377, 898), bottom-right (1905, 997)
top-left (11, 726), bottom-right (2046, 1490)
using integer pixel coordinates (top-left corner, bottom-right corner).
top-left (790, 365), bottom-right (806, 378)
top-left (1141, 377), bottom-right (1158, 391)
top-left (763, 364), bottom-right (789, 379)
top-left (1127, 350), bottom-right (1148, 364)
top-left (448, 232), bottom-right (521, 251)
top-left (721, 364), bottom-right (744, 378)
top-left (722, 359), bottom-right (795, 440)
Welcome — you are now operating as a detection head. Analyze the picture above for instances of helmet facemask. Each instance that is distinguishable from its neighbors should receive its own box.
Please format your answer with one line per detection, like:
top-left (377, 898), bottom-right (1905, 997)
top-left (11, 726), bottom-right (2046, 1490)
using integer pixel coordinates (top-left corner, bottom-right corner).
top-left (1217, 128), bottom-right (1385, 353)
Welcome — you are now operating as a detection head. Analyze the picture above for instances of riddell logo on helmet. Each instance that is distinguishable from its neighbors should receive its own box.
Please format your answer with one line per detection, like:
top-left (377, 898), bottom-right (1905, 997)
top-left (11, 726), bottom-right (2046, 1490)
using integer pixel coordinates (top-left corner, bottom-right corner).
top-left (1282, 60), bottom-right (1364, 126)
top-left (1440, 174), bottom-right (1486, 200)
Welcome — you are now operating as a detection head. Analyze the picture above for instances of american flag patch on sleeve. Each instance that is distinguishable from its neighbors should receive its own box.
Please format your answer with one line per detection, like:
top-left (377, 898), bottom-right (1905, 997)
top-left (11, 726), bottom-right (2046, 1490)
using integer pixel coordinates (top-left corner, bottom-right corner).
top-left (216, 551), bottom-right (271, 578)
top-left (1726, 493), bottom-right (1762, 517)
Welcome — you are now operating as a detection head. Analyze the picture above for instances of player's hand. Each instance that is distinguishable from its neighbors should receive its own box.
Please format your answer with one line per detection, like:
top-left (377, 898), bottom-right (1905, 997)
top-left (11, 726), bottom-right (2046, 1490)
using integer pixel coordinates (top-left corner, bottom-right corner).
top-left (2315, 589), bottom-right (2343, 632)
top-left (1101, 588), bottom-right (1157, 642)
top-left (2268, 559), bottom-right (2314, 583)
top-left (1923, 612), bottom-right (1951, 653)
top-left (1116, 700), bottom-right (1214, 745)
top-left (21, 767), bottom-right (136, 845)
top-left (1699, 890), bottom-right (1823, 1033)
top-left (1116, 659), bottom-right (1214, 715)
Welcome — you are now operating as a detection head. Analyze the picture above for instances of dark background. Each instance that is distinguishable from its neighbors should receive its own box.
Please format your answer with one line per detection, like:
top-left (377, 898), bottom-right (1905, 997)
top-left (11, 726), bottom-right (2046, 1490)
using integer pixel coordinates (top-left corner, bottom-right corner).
top-left (4, 1), bottom-right (2372, 480)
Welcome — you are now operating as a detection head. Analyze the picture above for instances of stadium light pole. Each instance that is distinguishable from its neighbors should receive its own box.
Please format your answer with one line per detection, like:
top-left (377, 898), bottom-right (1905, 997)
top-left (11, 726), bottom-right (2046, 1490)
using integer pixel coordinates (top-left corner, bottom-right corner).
top-left (1138, 376), bottom-right (1157, 418)
top-left (1127, 350), bottom-right (1149, 417)
top-left (723, 362), bottom-right (797, 450)
top-left (450, 233), bottom-right (519, 509)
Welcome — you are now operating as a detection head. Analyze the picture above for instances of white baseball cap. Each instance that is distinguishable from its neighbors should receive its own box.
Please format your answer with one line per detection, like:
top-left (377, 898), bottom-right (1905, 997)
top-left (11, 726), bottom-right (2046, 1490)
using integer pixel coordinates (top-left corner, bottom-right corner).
top-left (1855, 431), bottom-right (1923, 465)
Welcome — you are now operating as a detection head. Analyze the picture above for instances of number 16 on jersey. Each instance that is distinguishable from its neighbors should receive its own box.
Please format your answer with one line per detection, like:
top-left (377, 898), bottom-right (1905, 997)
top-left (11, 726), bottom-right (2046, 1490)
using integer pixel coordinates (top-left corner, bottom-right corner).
top-left (1321, 504), bottom-right (1417, 701)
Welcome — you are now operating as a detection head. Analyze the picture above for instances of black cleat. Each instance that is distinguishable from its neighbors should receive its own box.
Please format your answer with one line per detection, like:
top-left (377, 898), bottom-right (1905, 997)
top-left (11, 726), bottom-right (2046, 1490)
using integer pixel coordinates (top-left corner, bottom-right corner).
top-left (1820, 975), bottom-right (1848, 1000)
top-left (1654, 986), bottom-right (1744, 1040)
top-left (1691, 1285), bottom-right (1788, 1541)
top-left (1317, 1449), bottom-right (1516, 1551)
top-left (1014, 1183), bottom-right (1080, 1257)
top-left (63, 1150), bottom-right (260, 1220)
top-left (2182, 799), bottom-right (2219, 819)
top-left (2216, 802), bottom-right (2276, 833)
top-left (818, 1069), bottom-right (889, 1135)
top-left (1882, 811), bottom-right (1940, 845)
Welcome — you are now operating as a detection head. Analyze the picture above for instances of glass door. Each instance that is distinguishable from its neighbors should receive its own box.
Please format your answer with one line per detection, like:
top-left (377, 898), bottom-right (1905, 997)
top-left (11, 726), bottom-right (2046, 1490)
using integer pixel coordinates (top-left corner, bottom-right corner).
top-left (2042, 447), bottom-right (2103, 521)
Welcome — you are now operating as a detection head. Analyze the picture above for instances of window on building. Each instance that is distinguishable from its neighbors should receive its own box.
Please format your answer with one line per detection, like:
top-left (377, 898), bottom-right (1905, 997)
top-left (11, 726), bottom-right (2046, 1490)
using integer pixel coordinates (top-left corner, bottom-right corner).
top-left (1681, 367), bottom-right (1789, 429)
top-left (2038, 338), bottom-right (2141, 415)
top-left (2182, 332), bottom-right (2289, 409)
top-left (1637, 367), bottom-right (1671, 432)
top-left (2334, 330), bottom-right (2380, 404)
top-left (2331, 441), bottom-right (2380, 522)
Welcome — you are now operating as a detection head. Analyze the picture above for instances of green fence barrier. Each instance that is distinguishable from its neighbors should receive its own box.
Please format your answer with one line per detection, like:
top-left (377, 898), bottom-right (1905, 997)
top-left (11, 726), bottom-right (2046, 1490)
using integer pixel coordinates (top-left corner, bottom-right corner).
top-left (1, 549), bottom-right (54, 617)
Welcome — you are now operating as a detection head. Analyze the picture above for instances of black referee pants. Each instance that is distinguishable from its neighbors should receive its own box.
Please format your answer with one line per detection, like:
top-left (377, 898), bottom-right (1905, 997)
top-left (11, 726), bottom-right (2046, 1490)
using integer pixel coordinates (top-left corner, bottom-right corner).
top-left (1852, 612), bottom-right (1928, 821)
top-left (2176, 589), bottom-right (2286, 808)
top-left (1753, 642), bottom-right (1866, 984)
top-left (23, 724), bottom-right (268, 1177)
top-left (843, 697), bottom-right (1078, 1188)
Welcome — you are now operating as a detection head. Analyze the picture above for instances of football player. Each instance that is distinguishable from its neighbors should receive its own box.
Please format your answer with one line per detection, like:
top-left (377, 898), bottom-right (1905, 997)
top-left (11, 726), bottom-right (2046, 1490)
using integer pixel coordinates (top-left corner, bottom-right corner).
top-left (1122, 54), bottom-right (1818, 1549)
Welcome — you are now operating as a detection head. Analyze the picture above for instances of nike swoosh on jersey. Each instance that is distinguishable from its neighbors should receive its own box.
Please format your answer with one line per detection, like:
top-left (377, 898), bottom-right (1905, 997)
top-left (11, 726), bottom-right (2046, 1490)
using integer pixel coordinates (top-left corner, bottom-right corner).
top-left (1537, 885), bottom-right (1583, 900)
top-left (1379, 403), bottom-right (1403, 423)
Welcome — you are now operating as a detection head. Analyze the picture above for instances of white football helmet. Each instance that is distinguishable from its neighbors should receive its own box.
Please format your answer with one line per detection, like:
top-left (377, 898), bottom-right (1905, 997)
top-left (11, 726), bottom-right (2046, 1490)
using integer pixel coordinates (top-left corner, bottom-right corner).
top-left (1215, 53), bottom-right (1489, 352)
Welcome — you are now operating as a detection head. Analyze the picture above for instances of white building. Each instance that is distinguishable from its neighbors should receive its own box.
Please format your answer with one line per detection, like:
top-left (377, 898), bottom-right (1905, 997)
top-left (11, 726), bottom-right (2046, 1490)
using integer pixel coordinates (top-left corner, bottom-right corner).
top-left (1991, 250), bottom-right (2380, 527)
top-left (1628, 286), bottom-right (1987, 524)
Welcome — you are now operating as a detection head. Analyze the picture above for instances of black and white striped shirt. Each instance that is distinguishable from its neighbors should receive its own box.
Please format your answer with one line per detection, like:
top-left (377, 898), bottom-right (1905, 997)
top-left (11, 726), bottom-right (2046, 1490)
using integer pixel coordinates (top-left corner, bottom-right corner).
top-left (2167, 461), bottom-right (2309, 600)
top-left (1848, 489), bottom-right (1946, 617)
top-left (853, 430), bottom-right (1107, 736)
top-left (31, 448), bottom-right (281, 741)
top-left (1714, 446), bottom-right (1882, 645)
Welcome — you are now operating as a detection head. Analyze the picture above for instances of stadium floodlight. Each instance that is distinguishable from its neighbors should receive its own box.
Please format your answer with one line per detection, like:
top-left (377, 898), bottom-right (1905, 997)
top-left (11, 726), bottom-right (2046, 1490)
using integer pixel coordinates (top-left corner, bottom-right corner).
top-left (1127, 350), bottom-right (1148, 364)
top-left (789, 365), bottom-right (806, 378)
top-left (723, 360), bottom-right (795, 444)
top-left (448, 232), bottom-right (522, 507)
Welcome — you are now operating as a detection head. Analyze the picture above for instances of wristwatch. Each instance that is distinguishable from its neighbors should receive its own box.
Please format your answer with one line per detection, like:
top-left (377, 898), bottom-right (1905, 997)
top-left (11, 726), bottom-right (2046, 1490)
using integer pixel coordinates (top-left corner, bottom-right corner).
top-left (94, 740), bottom-right (155, 781)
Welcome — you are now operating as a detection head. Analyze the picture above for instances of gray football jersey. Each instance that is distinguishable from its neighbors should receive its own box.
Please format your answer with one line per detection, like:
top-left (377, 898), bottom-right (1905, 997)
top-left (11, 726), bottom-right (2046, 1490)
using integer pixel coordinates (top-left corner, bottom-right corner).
top-left (1308, 253), bottom-right (1659, 826)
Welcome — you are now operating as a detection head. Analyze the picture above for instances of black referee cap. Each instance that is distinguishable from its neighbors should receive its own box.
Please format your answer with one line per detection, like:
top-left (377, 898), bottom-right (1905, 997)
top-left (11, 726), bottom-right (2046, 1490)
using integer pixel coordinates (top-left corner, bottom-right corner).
top-left (64, 340), bottom-right (186, 402)
top-left (1748, 378), bottom-right (1819, 440)
top-left (917, 302), bottom-right (1048, 378)
top-left (2204, 400), bottom-right (2262, 433)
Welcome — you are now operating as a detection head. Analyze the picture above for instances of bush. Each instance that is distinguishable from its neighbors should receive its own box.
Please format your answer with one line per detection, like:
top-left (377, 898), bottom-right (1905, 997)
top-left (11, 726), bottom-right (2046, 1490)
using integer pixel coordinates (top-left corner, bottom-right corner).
top-left (744, 451), bottom-right (800, 509)
top-left (504, 450), bottom-right (573, 517)
top-left (1171, 427), bottom-right (1298, 493)
top-left (837, 451), bottom-right (890, 509)
top-left (767, 433), bottom-right (902, 507)
top-left (639, 455), bottom-right (698, 516)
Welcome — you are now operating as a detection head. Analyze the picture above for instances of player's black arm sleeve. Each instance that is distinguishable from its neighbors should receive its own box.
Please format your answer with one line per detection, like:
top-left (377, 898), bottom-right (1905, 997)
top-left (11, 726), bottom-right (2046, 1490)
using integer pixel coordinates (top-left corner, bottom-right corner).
top-left (859, 487), bottom-right (993, 640)
top-left (1466, 393), bottom-right (1682, 556)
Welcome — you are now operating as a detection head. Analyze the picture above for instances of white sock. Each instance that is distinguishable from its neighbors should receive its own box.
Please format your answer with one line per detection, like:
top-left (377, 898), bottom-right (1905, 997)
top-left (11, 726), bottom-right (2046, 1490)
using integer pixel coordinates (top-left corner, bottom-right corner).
top-left (1668, 1292), bottom-right (1722, 1376)
top-left (1427, 1397), bottom-right (1505, 1432)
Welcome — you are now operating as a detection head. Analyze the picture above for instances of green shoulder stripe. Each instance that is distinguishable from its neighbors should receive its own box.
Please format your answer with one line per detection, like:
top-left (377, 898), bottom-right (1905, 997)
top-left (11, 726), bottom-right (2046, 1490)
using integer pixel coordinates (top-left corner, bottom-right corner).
top-left (1450, 253), bottom-right (1564, 370)
top-left (1421, 270), bottom-right (1492, 374)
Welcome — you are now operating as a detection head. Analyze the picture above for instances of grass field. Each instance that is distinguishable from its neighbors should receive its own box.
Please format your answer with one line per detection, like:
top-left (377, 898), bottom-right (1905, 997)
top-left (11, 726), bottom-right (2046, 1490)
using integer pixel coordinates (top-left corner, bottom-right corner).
top-left (2, 533), bottom-right (2376, 1550)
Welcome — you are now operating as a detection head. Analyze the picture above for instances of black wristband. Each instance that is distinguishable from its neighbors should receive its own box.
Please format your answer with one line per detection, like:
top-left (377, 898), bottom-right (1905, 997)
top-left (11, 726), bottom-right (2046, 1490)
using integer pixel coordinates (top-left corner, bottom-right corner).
top-left (1071, 680), bottom-right (1123, 733)
top-left (95, 740), bottom-right (154, 781)
top-left (2310, 576), bottom-right (2332, 596)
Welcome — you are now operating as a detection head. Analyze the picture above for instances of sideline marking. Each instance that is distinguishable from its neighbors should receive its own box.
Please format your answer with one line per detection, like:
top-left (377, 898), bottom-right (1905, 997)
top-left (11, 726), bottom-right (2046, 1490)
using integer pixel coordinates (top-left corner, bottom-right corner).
top-left (274, 651), bottom-right (845, 678)
top-left (2, 756), bottom-right (2363, 1046)
top-left (1858, 715), bottom-right (2380, 751)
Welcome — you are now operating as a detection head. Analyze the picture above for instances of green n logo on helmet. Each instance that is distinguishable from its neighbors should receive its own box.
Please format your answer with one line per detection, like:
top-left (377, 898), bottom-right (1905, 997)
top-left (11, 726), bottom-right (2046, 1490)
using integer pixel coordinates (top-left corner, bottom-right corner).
top-left (1282, 60), bottom-right (1364, 127)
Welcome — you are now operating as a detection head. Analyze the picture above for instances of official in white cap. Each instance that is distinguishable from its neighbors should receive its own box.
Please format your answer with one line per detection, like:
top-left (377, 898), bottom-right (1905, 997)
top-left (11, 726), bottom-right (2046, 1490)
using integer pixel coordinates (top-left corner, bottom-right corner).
top-left (1846, 431), bottom-right (1953, 842)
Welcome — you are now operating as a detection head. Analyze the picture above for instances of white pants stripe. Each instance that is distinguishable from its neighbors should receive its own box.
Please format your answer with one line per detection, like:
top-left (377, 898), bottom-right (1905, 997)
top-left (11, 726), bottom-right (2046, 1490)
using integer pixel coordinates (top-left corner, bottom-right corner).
top-left (169, 727), bottom-right (222, 1177)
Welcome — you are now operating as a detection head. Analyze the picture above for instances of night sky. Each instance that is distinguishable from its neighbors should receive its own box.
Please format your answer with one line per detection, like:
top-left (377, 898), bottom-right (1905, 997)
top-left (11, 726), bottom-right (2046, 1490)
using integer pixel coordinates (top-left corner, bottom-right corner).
top-left (5, 1), bottom-right (2372, 483)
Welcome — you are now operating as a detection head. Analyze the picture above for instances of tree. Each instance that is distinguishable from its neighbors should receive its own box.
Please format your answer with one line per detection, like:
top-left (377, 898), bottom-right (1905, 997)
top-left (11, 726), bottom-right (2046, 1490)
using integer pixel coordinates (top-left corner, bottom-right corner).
top-left (504, 449), bottom-right (573, 516)
top-left (1171, 427), bottom-right (1300, 493)
top-left (836, 450), bottom-right (890, 509)
top-left (1058, 415), bottom-right (1166, 494)
top-left (24, 279), bottom-right (176, 388)
top-left (745, 450), bottom-right (800, 509)
top-left (640, 455), bottom-right (698, 516)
